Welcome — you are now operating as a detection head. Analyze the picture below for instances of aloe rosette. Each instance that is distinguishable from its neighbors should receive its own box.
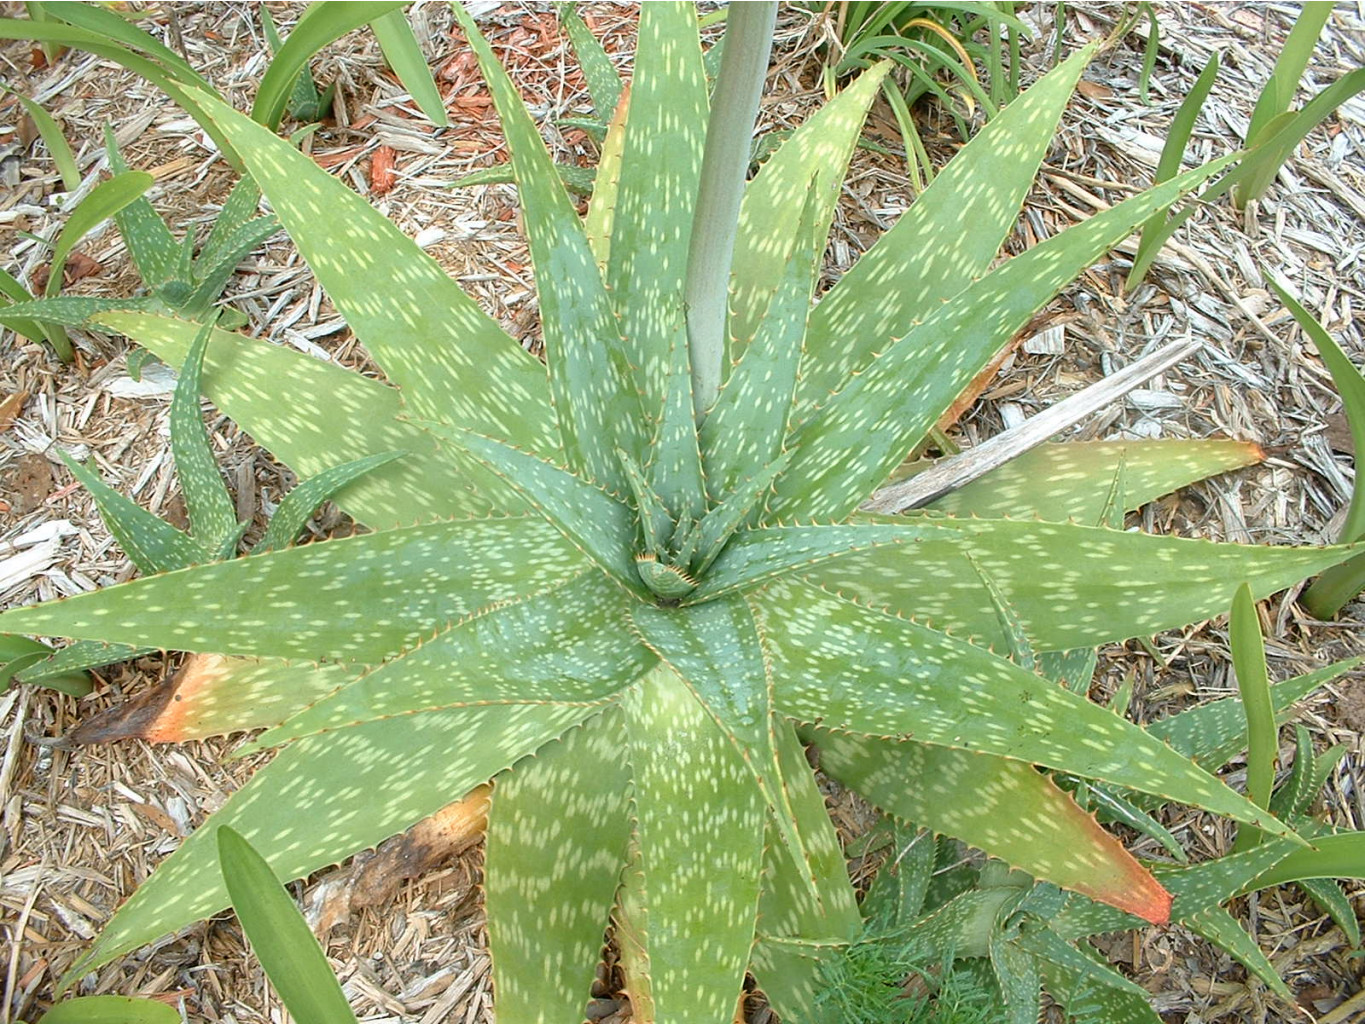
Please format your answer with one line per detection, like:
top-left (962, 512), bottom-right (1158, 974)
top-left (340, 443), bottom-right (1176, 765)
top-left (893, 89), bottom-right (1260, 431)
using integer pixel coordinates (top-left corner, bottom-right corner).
top-left (1, 5), bottom-right (1360, 1020)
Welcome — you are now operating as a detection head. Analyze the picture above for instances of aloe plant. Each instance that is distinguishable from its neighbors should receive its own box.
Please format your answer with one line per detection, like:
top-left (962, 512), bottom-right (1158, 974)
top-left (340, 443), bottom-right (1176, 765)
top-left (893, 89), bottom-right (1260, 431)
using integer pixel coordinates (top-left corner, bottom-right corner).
top-left (2, 6), bottom-right (1362, 1019)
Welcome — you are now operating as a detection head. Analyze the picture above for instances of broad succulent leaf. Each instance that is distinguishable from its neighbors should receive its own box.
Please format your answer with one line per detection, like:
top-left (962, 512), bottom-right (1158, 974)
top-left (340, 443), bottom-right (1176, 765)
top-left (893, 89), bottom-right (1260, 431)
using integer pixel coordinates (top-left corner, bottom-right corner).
top-left (771, 154), bottom-right (1237, 521)
top-left (727, 61), bottom-right (889, 365)
top-left (623, 664), bottom-right (765, 1021)
top-left (183, 90), bottom-right (558, 455)
top-left (453, 2), bottom-right (643, 492)
top-left (250, 571), bottom-right (648, 749)
top-left (924, 438), bottom-right (1264, 521)
top-left (759, 579), bottom-right (1300, 840)
top-left (606, 2), bottom-right (708, 417)
top-left (1041, 951), bottom-right (1162, 1024)
top-left (485, 708), bottom-right (632, 1023)
top-left (809, 727), bottom-right (1173, 923)
top-left (557, 3), bottom-right (623, 120)
top-left (792, 46), bottom-right (1094, 410)
top-left (0, 516), bottom-right (585, 663)
top-left (90, 312), bottom-right (509, 525)
top-left (67, 702), bottom-right (595, 981)
top-left (809, 515), bottom-right (1360, 651)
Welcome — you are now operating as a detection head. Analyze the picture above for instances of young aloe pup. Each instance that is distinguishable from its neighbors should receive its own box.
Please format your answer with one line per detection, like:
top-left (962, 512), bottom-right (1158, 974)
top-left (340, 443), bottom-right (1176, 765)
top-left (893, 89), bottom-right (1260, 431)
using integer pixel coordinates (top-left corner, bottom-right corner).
top-left (1, 4), bottom-right (1361, 1020)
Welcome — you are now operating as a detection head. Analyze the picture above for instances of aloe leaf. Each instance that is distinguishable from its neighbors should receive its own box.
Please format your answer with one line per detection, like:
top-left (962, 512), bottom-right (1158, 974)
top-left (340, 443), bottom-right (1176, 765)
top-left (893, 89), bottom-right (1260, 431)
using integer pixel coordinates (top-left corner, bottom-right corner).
top-left (808, 515), bottom-right (1360, 651)
top-left (1272, 277), bottom-right (1365, 615)
top-left (369, 10), bottom-right (447, 127)
top-left (584, 86), bottom-right (629, 273)
top-left (6, 88), bottom-right (80, 191)
top-left (66, 655), bottom-right (353, 745)
top-left (252, 572), bottom-right (649, 749)
top-left (1230, 582), bottom-right (1276, 852)
top-left (171, 319), bottom-right (241, 554)
top-left (47, 172), bottom-right (154, 303)
top-left (42, 2), bottom-right (206, 87)
top-left (1184, 904), bottom-right (1291, 999)
top-left (685, 1), bottom-right (776, 414)
top-left (102, 123), bottom-right (180, 287)
top-left (1130, 51), bottom-right (1220, 289)
top-left (186, 92), bottom-right (558, 457)
top-left (630, 596), bottom-right (812, 893)
top-left (3, 635), bottom-right (92, 695)
top-left (607, 2), bottom-right (708, 420)
top-left (861, 823), bottom-right (935, 927)
top-left (702, 193), bottom-right (818, 498)
top-left (182, 215), bottom-right (279, 316)
top-left (1, 634), bottom-right (57, 683)
top-left (773, 154), bottom-right (1237, 521)
top-left (59, 451), bottom-right (207, 574)
top-left (650, 315), bottom-right (707, 520)
top-left (485, 707), bottom-right (631, 1021)
top-left (1244, 832), bottom-right (1365, 891)
top-left (0, 515), bottom-right (584, 664)
top-left (454, 4), bottom-right (643, 490)
top-left (1298, 876), bottom-right (1361, 947)
top-left (793, 47), bottom-right (1092, 411)
top-left (250, 2), bottom-right (404, 129)
top-left (425, 424), bottom-right (642, 595)
top-left (253, 452), bottom-right (403, 554)
top-left (622, 664), bottom-right (765, 1022)
top-left (200, 177), bottom-right (266, 265)
top-left (990, 928), bottom-right (1040, 1024)
top-left (1041, 953), bottom-right (1163, 1024)
top-left (67, 702), bottom-right (593, 984)
top-left (692, 453), bottom-right (791, 576)
top-left (0, 267), bottom-right (47, 342)
top-left (1015, 927), bottom-right (1148, 1000)
top-left (728, 61), bottom-right (890, 368)
top-left (1271, 725), bottom-right (1322, 819)
top-left (217, 826), bottom-right (360, 1024)
top-left (616, 447), bottom-right (673, 558)
top-left (690, 519), bottom-right (948, 602)
top-left (810, 727), bottom-right (1173, 924)
top-left (759, 579), bottom-right (1300, 842)
top-left (90, 311), bottom-right (512, 525)
top-left (1081, 781), bottom-right (1187, 863)
top-left (557, 3), bottom-right (622, 120)
top-left (16, 638), bottom-right (146, 686)
top-left (1244, 4), bottom-right (1333, 149)
top-left (924, 438), bottom-right (1263, 521)
top-left (38, 996), bottom-right (180, 1024)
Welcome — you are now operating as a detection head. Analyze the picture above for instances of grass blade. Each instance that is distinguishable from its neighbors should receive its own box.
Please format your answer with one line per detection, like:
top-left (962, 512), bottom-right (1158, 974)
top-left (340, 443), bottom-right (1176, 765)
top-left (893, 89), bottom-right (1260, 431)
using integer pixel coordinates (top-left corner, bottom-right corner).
top-left (1230, 582), bottom-right (1276, 852)
top-left (5, 88), bottom-right (80, 190)
top-left (217, 826), bottom-right (360, 1024)
top-left (38, 997), bottom-right (179, 1024)
top-left (1244, 3), bottom-right (1332, 148)
top-left (370, 10), bottom-right (448, 126)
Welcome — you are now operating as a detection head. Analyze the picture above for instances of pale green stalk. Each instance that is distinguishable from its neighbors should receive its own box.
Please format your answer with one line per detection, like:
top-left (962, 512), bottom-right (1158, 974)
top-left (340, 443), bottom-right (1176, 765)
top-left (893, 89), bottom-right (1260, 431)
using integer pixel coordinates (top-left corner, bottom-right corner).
top-left (685, 0), bottom-right (777, 420)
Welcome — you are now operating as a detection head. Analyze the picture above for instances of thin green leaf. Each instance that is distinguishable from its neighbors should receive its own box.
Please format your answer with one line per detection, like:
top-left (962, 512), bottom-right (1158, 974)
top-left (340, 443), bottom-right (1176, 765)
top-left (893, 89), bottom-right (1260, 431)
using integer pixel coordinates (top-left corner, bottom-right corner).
top-left (59, 450), bottom-right (207, 575)
top-left (616, 446), bottom-right (674, 558)
top-left (38, 996), bottom-right (180, 1024)
top-left (43, 2), bottom-right (206, 87)
top-left (251, 2), bottom-right (406, 129)
top-left (0, 515), bottom-right (585, 664)
top-left (1299, 876), bottom-right (1361, 947)
top-left (1244, 4), bottom-right (1332, 148)
top-left (218, 826), bottom-right (360, 1024)
top-left (1041, 952), bottom-right (1163, 1024)
top-left (1230, 582), bottom-right (1276, 852)
top-left (370, 10), bottom-right (448, 126)
top-left (450, 4), bottom-right (642, 490)
top-left (1185, 904), bottom-right (1291, 999)
top-left (0, 267), bottom-right (47, 343)
top-left (187, 90), bottom-right (558, 455)
top-left (583, 85), bottom-right (629, 274)
top-left (811, 728), bottom-right (1173, 923)
top-left (101, 122), bottom-right (181, 288)
top-left (1244, 832), bottom-right (1365, 892)
top-left (197, 177), bottom-right (268, 269)
top-left (182, 215), bottom-right (279, 316)
top-left (171, 318), bottom-right (241, 554)
top-left (990, 927), bottom-right (1041, 1024)
top-left (607, 1), bottom-right (708, 423)
top-left (67, 702), bottom-right (593, 985)
top-left (650, 314), bottom-right (707, 521)
top-left (759, 579), bottom-right (1302, 843)
top-left (692, 453), bottom-right (791, 576)
top-left (5, 88), bottom-right (79, 190)
top-left (486, 707), bottom-right (631, 1021)
top-left (254, 452), bottom-right (403, 554)
top-left (623, 663), bottom-right (766, 1022)
top-left (47, 171), bottom-right (155, 302)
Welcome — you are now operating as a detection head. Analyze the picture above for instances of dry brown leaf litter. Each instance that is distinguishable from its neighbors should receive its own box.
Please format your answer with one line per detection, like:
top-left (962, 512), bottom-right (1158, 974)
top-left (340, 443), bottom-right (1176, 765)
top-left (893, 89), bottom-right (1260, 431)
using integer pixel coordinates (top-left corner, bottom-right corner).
top-left (2, 2), bottom-right (1364, 1021)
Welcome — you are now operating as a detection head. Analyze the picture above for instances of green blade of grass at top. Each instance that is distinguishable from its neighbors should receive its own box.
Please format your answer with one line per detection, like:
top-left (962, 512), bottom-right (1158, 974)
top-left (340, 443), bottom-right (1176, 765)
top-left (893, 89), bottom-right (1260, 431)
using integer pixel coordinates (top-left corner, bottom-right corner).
top-left (1230, 582), bottom-right (1276, 852)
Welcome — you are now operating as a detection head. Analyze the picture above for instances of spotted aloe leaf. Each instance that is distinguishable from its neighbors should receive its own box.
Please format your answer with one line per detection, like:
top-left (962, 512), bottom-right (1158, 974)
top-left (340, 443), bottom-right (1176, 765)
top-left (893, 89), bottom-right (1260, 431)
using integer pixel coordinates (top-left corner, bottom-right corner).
top-left (808, 727), bottom-right (1173, 923)
top-left (623, 664), bottom-right (765, 1021)
top-left (1185, 904), bottom-right (1291, 999)
top-left (757, 578), bottom-right (1299, 841)
top-left (66, 702), bottom-right (594, 982)
top-left (485, 708), bottom-right (632, 1023)
top-left (924, 438), bottom-right (1264, 521)
top-left (770, 153), bottom-right (1238, 521)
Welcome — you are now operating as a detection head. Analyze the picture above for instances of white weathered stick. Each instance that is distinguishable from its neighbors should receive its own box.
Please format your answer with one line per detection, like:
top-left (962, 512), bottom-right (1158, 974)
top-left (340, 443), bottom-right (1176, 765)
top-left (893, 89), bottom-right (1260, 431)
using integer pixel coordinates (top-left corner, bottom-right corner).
top-left (864, 336), bottom-right (1203, 514)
